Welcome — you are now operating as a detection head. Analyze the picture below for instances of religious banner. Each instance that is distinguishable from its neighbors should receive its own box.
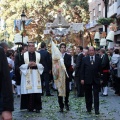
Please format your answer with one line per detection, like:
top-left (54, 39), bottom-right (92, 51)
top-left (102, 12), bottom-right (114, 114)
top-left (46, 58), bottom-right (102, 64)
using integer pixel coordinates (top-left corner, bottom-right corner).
top-left (14, 33), bottom-right (28, 44)
top-left (51, 41), bottom-right (68, 97)
top-left (46, 23), bottom-right (53, 30)
top-left (14, 20), bottom-right (21, 30)
top-left (14, 19), bottom-right (33, 31)
top-left (70, 23), bottom-right (84, 33)
top-left (44, 30), bottom-right (50, 35)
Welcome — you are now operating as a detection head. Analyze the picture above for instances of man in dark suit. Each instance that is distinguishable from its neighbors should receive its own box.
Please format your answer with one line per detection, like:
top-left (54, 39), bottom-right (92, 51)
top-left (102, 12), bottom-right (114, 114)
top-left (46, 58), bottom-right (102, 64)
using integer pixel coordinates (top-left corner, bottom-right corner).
top-left (0, 47), bottom-right (14, 120)
top-left (81, 46), bottom-right (101, 115)
top-left (39, 42), bottom-right (53, 96)
top-left (58, 43), bottom-right (71, 112)
top-left (15, 45), bottom-right (28, 97)
top-left (100, 48), bottom-right (110, 96)
top-left (74, 46), bottom-right (84, 97)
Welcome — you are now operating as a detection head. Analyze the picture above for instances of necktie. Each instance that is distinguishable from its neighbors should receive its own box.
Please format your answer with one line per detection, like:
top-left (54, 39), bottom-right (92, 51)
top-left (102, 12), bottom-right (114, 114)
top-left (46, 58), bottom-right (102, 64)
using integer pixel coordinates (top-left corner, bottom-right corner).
top-left (91, 56), bottom-right (94, 64)
top-left (91, 56), bottom-right (93, 61)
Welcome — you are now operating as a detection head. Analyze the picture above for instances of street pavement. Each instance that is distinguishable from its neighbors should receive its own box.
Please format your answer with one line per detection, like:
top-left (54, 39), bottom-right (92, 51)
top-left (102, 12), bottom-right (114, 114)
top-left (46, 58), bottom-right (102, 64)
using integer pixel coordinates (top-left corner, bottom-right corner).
top-left (13, 87), bottom-right (120, 120)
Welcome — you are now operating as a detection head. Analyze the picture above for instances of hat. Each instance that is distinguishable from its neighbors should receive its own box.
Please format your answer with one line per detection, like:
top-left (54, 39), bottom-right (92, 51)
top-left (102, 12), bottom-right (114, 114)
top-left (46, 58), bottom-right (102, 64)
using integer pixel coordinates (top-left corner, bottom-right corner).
top-left (106, 31), bottom-right (114, 42)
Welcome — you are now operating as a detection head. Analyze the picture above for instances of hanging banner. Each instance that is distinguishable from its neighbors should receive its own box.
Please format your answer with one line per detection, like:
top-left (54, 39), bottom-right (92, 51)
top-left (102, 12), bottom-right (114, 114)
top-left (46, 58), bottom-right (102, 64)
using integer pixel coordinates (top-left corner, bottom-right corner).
top-left (14, 33), bottom-right (28, 44)
top-left (70, 23), bottom-right (84, 33)
top-left (14, 20), bottom-right (21, 30)
top-left (14, 19), bottom-right (33, 30)
top-left (46, 23), bottom-right (53, 30)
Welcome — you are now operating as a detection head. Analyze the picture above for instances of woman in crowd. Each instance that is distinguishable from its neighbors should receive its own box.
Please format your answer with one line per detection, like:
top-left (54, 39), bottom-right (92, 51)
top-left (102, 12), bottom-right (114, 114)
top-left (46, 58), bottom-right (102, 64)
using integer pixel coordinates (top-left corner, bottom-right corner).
top-left (111, 49), bottom-right (120, 95)
top-left (6, 50), bottom-right (15, 94)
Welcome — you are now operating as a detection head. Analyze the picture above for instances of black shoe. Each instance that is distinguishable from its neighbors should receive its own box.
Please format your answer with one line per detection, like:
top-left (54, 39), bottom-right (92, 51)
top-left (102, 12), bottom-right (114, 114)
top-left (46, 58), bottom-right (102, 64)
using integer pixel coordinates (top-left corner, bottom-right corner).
top-left (46, 94), bottom-right (54, 96)
top-left (115, 91), bottom-right (118, 94)
top-left (36, 110), bottom-right (40, 113)
top-left (79, 95), bottom-right (84, 97)
top-left (95, 111), bottom-right (100, 115)
top-left (65, 105), bottom-right (69, 111)
top-left (87, 109), bottom-right (91, 114)
top-left (41, 93), bottom-right (44, 96)
top-left (27, 109), bottom-right (33, 112)
top-left (101, 94), bottom-right (108, 97)
top-left (59, 108), bottom-right (63, 113)
top-left (17, 95), bottom-right (20, 98)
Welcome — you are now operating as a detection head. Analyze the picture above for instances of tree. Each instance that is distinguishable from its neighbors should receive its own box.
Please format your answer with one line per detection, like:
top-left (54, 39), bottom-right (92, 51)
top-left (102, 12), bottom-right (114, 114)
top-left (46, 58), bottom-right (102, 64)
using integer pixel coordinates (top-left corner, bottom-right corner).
top-left (0, 0), bottom-right (89, 42)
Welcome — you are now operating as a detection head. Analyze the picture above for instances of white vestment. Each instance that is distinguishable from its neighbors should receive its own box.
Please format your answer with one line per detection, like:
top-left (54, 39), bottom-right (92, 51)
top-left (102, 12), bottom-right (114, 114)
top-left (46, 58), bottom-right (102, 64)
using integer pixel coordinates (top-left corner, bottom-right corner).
top-left (20, 51), bottom-right (44, 94)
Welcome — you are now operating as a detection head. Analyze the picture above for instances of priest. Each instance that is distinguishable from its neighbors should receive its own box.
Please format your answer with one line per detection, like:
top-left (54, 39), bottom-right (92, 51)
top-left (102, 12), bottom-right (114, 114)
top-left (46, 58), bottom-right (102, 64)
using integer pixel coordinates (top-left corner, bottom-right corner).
top-left (19, 40), bottom-right (44, 113)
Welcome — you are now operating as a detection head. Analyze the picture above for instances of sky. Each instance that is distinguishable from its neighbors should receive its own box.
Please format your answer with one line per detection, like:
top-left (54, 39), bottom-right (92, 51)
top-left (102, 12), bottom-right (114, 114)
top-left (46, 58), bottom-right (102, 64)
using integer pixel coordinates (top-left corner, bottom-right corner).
top-left (88, 0), bottom-right (92, 3)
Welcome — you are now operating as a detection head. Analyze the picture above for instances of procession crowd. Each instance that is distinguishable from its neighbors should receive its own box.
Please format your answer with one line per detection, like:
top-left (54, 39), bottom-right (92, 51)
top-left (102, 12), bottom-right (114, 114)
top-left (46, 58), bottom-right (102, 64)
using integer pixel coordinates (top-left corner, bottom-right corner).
top-left (0, 41), bottom-right (120, 120)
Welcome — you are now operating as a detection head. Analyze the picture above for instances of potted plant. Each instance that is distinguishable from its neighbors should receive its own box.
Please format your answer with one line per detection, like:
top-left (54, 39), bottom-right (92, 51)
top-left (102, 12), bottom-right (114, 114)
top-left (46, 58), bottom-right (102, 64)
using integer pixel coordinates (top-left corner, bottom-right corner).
top-left (97, 18), bottom-right (114, 25)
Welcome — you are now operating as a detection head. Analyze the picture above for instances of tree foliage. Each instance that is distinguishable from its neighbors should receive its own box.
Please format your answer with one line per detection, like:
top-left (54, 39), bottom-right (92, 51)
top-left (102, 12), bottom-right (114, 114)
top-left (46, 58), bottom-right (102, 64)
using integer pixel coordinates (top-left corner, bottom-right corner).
top-left (0, 0), bottom-right (89, 42)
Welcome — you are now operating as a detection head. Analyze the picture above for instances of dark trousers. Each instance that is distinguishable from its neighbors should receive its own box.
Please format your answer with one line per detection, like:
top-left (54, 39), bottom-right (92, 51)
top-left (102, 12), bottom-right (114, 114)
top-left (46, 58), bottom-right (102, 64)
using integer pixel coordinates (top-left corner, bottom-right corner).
top-left (115, 77), bottom-right (120, 94)
top-left (58, 80), bottom-right (70, 109)
top-left (84, 82), bottom-right (100, 112)
top-left (41, 72), bottom-right (50, 94)
top-left (21, 93), bottom-right (42, 110)
top-left (102, 72), bottom-right (109, 87)
top-left (15, 71), bottom-right (21, 85)
top-left (0, 94), bottom-right (3, 114)
top-left (75, 76), bottom-right (84, 97)
top-left (28, 93), bottom-right (42, 110)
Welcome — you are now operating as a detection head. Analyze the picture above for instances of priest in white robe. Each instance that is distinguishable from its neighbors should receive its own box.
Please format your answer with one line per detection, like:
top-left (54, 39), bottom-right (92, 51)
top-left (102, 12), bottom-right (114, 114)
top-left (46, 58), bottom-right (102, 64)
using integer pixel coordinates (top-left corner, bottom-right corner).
top-left (19, 40), bottom-right (44, 113)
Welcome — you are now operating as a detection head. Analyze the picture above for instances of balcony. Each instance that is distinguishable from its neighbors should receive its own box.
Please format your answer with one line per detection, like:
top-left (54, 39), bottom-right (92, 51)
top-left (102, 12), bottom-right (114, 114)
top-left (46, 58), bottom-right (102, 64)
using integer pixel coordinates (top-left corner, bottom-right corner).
top-left (107, 2), bottom-right (117, 17)
top-left (117, 2), bottom-right (120, 17)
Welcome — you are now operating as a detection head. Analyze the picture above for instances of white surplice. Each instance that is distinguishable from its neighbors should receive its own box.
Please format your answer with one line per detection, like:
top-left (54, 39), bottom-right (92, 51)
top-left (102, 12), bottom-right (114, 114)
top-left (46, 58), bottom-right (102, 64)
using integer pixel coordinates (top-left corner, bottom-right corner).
top-left (20, 51), bottom-right (44, 94)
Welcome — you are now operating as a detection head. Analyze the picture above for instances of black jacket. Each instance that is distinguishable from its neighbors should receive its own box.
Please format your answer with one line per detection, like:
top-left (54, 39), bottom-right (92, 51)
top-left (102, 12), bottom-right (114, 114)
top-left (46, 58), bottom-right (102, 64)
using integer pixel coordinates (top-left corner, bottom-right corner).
top-left (39, 49), bottom-right (51, 73)
top-left (64, 53), bottom-right (72, 81)
top-left (0, 47), bottom-right (14, 112)
top-left (14, 53), bottom-right (23, 85)
top-left (81, 55), bottom-right (101, 84)
top-left (101, 54), bottom-right (110, 71)
top-left (75, 53), bottom-right (84, 77)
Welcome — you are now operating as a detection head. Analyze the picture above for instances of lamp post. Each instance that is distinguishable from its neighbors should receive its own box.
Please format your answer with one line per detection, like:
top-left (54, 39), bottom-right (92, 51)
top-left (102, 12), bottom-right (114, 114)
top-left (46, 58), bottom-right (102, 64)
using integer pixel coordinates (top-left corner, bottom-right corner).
top-left (21, 10), bottom-right (26, 45)
top-left (5, 31), bottom-right (10, 43)
top-left (103, 0), bottom-right (109, 33)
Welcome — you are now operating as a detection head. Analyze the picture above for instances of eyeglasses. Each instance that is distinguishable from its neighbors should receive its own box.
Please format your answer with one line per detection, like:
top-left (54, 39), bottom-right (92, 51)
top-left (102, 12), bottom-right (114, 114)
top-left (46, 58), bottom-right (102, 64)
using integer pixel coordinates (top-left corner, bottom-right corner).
top-left (61, 47), bottom-right (66, 48)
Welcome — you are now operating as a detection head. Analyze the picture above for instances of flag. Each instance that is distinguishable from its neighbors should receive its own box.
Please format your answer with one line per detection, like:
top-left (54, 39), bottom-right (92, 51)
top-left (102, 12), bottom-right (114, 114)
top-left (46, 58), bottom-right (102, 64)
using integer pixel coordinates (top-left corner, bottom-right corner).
top-left (51, 41), bottom-right (68, 96)
top-left (14, 20), bottom-right (21, 30)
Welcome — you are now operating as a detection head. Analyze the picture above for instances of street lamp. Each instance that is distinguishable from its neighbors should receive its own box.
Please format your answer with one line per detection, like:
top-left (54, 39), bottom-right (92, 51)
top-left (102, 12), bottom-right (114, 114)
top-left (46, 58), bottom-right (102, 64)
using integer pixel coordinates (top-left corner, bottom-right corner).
top-left (103, 0), bottom-right (109, 33)
top-left (5, 31), bottom-right (10, 43)
top-left (21, 10), bottom-right (26, 44)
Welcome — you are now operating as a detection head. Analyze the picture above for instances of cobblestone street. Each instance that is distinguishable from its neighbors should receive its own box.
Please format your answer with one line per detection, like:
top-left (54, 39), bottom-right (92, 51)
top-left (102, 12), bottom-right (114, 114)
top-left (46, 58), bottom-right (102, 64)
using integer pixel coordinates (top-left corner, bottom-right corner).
top-left (12, 87), bottom-right (120, 120)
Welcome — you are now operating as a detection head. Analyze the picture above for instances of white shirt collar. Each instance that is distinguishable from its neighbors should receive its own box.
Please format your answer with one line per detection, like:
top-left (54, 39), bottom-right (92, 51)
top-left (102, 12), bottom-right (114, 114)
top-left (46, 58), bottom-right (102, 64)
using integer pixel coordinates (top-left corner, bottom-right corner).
top-left (62, 53), bottom-right (66, 58)
top-left (101, 54), bottom-right (105, 58)
top-left (78, 52), bottom-right (83, 56)
top-left (90, 55), bottom-right (95, 61)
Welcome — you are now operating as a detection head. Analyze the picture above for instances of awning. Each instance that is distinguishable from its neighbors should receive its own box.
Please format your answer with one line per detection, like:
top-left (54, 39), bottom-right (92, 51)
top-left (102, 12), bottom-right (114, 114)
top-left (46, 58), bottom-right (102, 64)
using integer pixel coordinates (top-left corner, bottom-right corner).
top-left (115, 30), bottom-right (120, 35)
top-left (88, 25), bottom-right (103, 32)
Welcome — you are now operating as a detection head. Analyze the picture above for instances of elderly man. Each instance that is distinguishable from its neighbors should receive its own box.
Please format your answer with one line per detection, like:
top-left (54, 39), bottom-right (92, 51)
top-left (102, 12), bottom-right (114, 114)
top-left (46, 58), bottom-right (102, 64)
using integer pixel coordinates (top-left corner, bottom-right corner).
top-left (0, 46), bottom-right (14, 120)
top-left (20, 40), bottom-right (44, 113)
top-left (81, 46), bottom-right (101, 115)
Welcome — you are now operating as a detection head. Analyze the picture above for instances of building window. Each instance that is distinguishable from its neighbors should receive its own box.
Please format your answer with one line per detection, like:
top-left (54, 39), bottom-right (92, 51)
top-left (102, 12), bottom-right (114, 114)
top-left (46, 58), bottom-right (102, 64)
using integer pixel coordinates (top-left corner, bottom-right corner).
top-left (93, 9), bottom-right (95, 16)
top-left (98, 4), bottom-right (101, 11)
